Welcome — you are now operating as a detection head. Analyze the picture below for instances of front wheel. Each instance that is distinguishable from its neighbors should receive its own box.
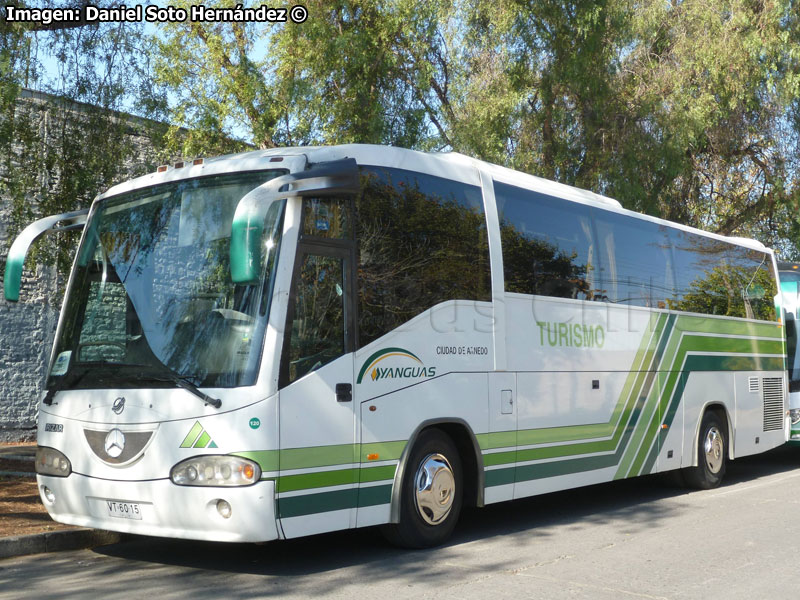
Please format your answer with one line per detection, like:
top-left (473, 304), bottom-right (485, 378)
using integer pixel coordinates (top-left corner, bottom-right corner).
top-left (683, 411), bottom-right (727, 489)
top-left (382, 429), bottom-right (463, 548)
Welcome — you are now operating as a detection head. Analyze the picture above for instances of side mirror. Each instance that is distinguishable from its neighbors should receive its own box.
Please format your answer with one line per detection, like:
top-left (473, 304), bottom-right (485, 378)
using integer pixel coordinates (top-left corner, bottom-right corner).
top-left (3, 209), bottom-right (88, 302)
top-left (230, 158), bottom-right (359, 284)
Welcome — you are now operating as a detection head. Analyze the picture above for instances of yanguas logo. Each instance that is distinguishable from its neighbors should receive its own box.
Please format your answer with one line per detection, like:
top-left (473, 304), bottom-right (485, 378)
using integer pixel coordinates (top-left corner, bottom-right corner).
top-left (356, 347), bottom-right (437, 384)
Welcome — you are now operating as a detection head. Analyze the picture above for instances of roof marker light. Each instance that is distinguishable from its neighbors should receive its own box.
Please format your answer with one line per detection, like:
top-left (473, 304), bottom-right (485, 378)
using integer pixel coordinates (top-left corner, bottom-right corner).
top-left (157, 165), bottom-right (168, 173)
top-left (193, 158), bottom-right (204, 166)
top-left (174, 161), bottom-right (185, 169)
top-left (269, 157), bottom-right (284, 162)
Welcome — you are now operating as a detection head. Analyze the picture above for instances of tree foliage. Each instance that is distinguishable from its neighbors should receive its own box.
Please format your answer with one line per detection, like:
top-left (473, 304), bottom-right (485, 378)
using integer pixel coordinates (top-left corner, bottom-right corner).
top-left (2, 0), bottom-right (799, 261)
top-left (1, 2), bottom-right (169, 273)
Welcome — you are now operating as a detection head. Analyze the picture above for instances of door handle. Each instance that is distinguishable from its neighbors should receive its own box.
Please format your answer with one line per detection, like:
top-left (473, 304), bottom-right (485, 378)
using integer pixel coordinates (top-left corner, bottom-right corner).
top-left (335, 383), bottom-right (352, 402)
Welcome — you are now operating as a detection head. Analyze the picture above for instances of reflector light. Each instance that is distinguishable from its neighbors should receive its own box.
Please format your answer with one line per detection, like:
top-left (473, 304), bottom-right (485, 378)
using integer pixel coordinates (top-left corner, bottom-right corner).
top-left (367, 453), bottom-right (379, 461)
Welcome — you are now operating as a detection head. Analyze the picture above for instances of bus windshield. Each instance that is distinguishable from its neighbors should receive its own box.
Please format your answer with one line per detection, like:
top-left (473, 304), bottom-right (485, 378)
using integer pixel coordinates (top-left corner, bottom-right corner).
top-left (48, 171), bottom-right (286, 390)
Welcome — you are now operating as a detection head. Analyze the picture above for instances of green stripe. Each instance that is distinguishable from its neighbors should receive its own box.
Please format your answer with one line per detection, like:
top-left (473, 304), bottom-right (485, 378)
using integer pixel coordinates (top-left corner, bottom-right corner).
top-left (625, 329), bottom-right (784, 478)
top-left (638, 354), bottom-right (785, 476)
top-left (360, 464), bottom-right (397, 483)
top-left (502, 315), bottom-right (671, 485)
top-left (487, 313), bottom-right (666, 461)
top-left (277, 484), bottom-right (392, 518)
top-left (194, 431), bottom-right (211, 449)
top-left (361, 441), bottom-right (406, 462)
top-left (236, 441), bottom-right (406, 474)
top-left (615, 315), bottom-right (676, 478)
top-left (277, 468), bottom-right (358, 493)
top-left (278, 489), bottom-right (357, 518)
top-left (483, 314), bottom-right (668, 475)
top-left (279, 444), bottom-right (358, 470)
top-left (488, 313), bottom-right (783, 488)
top-left (276, 465), bottom-right (396, 493)
top-left (357, 484), bottom-right (393, 508)
top-left (674, 316), bottom-right (782, 338)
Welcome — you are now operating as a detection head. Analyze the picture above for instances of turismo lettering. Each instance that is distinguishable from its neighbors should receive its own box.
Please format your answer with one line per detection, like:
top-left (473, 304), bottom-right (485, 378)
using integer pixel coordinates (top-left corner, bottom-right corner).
top-left (536, 321), bottom-right (605, 349)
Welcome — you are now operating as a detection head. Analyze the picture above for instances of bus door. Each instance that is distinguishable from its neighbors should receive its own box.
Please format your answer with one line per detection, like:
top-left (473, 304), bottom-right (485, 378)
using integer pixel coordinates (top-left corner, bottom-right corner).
top-left (277, 241), bottom-right (358, 538)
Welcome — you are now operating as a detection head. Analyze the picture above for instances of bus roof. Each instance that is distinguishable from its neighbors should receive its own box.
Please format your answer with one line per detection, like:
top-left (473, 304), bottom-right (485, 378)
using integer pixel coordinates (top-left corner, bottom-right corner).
top-left (97, 144), bottom-right (772, 257)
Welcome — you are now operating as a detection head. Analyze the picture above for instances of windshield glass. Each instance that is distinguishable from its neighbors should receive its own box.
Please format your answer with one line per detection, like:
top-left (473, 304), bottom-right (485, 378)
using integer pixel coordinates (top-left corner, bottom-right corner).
top-left (49, 170), bottom-right (286, 389)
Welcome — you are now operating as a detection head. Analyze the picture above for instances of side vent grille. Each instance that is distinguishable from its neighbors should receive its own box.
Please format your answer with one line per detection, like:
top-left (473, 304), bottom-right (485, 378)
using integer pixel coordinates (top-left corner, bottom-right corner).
top-left (748, 377), bottom-right (759, 393)
top-left (762, 377), bottom-right (784, 432)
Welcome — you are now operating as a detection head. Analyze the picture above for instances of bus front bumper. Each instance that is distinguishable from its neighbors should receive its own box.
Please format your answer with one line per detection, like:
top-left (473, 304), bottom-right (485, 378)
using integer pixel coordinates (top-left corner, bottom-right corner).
top-left (37, 474), bottom-right (280, 542)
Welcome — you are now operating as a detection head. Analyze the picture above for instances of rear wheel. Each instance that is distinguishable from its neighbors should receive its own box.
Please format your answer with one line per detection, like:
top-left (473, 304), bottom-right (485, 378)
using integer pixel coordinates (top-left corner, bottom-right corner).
top-left (683, 411), bottom-right (727, 489)
top-left (382, 429), bottom-right (463, 548)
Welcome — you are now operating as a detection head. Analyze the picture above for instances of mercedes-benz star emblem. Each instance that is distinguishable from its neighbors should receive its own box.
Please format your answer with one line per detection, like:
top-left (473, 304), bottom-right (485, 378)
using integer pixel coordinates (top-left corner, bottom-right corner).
top-left (104, 428), bottom-right (126, 459)
top-left (112, 397), bottom-right (126, 415)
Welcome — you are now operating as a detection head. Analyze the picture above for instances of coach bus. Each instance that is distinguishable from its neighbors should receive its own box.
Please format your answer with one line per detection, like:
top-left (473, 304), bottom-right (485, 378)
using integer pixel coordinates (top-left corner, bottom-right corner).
top-left (779, 262), bottom-right (800, 442)
top-left (3, 145), bottom-right (788, 547)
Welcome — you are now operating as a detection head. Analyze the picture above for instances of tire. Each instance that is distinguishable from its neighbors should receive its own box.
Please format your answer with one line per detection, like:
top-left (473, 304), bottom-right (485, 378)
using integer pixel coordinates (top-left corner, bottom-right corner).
top-left (382, 428), bottom-right (463, 548)
top-left (683, 410), bottom-right (727, 489)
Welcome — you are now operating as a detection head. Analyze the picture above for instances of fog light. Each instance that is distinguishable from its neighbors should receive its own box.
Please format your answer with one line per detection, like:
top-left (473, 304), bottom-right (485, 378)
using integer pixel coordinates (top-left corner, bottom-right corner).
top-left (41, 486), bottom-right (55, 504)
top-left (216, 499), bottom-right (232, 519)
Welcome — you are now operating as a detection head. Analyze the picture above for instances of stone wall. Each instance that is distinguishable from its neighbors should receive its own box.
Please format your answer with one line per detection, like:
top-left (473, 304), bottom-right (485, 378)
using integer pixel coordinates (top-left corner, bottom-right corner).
top-left (0, 89), bottom-right (168, 441)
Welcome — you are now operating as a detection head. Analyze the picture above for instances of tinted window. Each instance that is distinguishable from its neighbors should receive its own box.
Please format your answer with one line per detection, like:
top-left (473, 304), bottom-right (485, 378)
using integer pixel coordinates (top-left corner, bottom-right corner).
top-left (287, 253), bottom-right (347, 382)
top-left (673, 230), bottom-right (777, 320)
top-left (356, 166), bottom-right (491, 347)
top-left (495, 182), bottom-right (598, 300)
top-left (301, 197), bottom-right (351, 239)
top-left (594, 212), bottom-right (675, 308)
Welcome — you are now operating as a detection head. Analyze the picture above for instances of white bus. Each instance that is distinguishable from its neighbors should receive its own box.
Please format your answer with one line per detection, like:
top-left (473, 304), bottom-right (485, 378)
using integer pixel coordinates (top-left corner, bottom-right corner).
top-left (4, 145), bottom-right (788, 547)
top-left (779, 262), bottom-right (800, 442)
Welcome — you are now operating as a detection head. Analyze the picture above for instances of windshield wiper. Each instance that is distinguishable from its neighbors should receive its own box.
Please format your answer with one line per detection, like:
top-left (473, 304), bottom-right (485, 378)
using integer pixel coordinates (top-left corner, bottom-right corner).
top-left (140, 371), bottom-right (222, 409)
top-left (44, 367), bottom-right (90, 405)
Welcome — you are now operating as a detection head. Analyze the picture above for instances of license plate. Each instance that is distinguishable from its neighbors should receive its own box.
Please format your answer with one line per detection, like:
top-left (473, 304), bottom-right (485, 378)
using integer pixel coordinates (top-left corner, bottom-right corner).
top-left (105, 500), bottom-right (142, 520)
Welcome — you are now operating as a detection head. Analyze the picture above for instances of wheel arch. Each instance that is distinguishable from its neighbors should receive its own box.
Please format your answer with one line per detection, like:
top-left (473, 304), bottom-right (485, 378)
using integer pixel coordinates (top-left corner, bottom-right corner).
top-left (389, 418), bottom-right (484, 524)
top-left (690, 402), bottom-right (733, 466)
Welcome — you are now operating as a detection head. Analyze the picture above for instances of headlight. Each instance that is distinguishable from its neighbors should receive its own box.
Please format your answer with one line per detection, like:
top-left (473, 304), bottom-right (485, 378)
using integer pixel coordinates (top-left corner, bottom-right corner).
top-left (35, 446), bottom-right (71, 477)
top-left (171, 455), bottom-right (261, 487)
top-left (790, 409), bottom-right (800, 425)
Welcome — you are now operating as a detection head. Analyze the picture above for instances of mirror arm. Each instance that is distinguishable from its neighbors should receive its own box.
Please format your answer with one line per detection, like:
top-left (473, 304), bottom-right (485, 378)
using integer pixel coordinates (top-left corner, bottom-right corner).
top-left (3, 208), bottom-right (89, 302)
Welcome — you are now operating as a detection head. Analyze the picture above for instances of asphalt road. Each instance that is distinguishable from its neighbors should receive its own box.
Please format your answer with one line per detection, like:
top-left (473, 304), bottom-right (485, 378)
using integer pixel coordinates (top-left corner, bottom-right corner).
top-left (2, 445), bottom-right (800, 600)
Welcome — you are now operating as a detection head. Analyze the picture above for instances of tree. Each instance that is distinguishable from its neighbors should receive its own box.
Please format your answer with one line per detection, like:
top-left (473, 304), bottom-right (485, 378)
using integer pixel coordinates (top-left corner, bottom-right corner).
top-left (1, 2), bottom-right (169, 273)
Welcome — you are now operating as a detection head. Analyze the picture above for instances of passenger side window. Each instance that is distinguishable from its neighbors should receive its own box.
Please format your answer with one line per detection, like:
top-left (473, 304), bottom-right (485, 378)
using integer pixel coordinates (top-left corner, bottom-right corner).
top-left (593, 212), bottom-right (675, 308)
top-left (356, 166), bottom-right (491, 347)
top-left (495, 182), bottom-right (598, 300)
top-left (672, 230), bottom-right (777, 321)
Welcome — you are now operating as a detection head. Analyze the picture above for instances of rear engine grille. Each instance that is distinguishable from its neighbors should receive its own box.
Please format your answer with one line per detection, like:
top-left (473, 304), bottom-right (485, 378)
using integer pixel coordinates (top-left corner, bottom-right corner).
top-left (762, 377), bottom-right (785, 432)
